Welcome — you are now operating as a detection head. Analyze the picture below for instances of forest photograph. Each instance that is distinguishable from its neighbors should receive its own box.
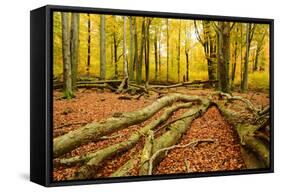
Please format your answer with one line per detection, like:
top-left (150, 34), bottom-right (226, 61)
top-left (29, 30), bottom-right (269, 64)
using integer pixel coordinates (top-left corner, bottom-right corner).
top-left (52, 11), bottom-right (271, 181)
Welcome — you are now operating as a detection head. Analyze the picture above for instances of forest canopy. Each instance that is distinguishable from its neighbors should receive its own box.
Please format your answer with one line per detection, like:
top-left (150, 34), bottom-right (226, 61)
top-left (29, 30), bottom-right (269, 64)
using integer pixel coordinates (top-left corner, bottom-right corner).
top-left (53, 12), bottom-right (270, 94)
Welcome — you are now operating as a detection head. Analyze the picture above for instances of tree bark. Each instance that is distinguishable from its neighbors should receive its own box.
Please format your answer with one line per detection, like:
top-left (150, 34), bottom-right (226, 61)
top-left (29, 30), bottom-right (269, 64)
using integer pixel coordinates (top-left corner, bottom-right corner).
top-left (177, 21), bottom-right (181, 83)
top-left (53, 94), bottom-right (202, 157)
top-left (147, 99), bottom-right (210, 173)
top-left (61, 12), bottom-right (73, 99)
top-left (100, 15), bottom-right (106, 80)
top-left (87, 14), bottom-right (91, 78)
top-left (137, 19), bottom-right (146, 84)
top-left (242, 23), bottom-right (255, 92)
top-left (65, 103), bottom-right (192, 179)
top-left (166, 19), bottom-right (169, 83)
top-left (129, 17), bottom-right (134, 81)
top-left (217, 22), bottom-right (230, 93)
top-left (70, 13), bottom-right (79, 90)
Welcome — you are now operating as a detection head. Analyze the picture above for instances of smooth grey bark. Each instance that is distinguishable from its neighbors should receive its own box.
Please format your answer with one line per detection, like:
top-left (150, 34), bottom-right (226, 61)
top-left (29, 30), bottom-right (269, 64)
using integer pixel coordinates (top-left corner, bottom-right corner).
top-left (70, 13), bottom-right (79, 90)
top-left (100, 15), bottom-right (106, 80)
top-left (61, 12), bottom-right (73, 98)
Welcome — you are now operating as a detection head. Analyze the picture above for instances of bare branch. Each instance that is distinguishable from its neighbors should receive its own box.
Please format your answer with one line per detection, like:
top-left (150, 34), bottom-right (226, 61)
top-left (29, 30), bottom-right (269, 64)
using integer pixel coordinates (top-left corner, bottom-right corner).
top-left (193, 20), bottom-right (205, 45)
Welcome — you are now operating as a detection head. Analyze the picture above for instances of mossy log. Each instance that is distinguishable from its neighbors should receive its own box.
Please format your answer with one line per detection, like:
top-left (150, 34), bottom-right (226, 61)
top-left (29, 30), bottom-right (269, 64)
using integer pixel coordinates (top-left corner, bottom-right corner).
top-left (216, 103), bottom-right (270, 168)
top-left (58, 103), bottom-right (192, 179)
top-left (147, 99), bottom-right (211, 173)
top-left (53, 94), bottom-right (201, 158)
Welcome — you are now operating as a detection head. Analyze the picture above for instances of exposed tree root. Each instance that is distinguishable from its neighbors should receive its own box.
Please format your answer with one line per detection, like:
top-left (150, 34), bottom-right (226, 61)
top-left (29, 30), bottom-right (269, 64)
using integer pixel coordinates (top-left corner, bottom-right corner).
top-left (53, 91), bottom-right (271, 180)
top-left (56, 103), bottom-right (193, 179)
top-left (53, 94), bottom-right (202, 158)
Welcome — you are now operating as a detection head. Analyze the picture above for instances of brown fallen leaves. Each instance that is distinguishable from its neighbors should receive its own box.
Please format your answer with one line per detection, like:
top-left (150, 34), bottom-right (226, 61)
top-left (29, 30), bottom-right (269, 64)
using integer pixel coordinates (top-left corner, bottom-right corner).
top-left (155, 106), bottom-right (245, 174)
top-left (53, 88), bottom-right (269, 181)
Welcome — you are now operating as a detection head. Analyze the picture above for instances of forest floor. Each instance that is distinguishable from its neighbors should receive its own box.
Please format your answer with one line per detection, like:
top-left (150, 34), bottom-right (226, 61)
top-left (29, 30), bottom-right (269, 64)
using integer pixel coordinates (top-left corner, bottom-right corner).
top-left (52, 87), bottom-right (269, 181)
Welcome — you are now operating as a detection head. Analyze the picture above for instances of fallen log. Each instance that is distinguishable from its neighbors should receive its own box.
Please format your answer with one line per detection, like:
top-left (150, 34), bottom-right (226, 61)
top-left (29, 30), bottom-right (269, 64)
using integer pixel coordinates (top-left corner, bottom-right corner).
top-left (142, 99), bottom-right (211, 174)
top-left (53, 94), bottom-right (202, 158)
top-left (216, 103), bottom-right (270, 168)
top-left (150, 80), bottom-right (218, 89)
top-left (59, 103), bottom-right (192, 179)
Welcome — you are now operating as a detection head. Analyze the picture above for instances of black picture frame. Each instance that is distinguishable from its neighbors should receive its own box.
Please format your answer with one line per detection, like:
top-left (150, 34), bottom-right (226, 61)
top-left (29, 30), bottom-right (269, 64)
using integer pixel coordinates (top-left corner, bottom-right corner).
top-left (30, 4), bottom-right (274, 187)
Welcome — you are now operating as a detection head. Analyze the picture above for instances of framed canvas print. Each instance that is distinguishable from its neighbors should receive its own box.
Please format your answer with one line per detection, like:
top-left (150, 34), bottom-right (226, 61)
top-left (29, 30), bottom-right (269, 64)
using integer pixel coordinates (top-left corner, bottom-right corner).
top-left (30, 5), bottom-right (274, 187)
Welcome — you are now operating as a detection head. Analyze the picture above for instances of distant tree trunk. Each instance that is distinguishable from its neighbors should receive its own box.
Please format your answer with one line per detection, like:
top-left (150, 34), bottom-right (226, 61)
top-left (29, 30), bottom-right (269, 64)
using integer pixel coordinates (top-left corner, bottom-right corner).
top-left (217, 22), bottom-right (230, 93)
top-left (129, 17), bottom-right (134, 81)
top-left (100, 15), bottom-right (106, 80)
top-left (62, 13), bottom-right (73, 98)
top-left (158, 27), bottom-right (162, 79)
top-left (240, 24), bottom-right (243, 86)
top-left (154, 26), bottom-right (158, 81)
top-left (231, 25), bottom-right (239, 87)
top-left (137, 19), bottom-right (146, 84)
top-left (70, 13), bottom-right (79, 90)
top-left (177, 21), bottom-right (181, 83)
top-left (145, 18), bottom-right (151, 90)
top-left (133, 17), bottom-right (139, 82)
top-left (166, 19), bottom-right (169, 83)
top-left (123, 16), bottom-right (129, 81)
top-left (253, 31), bottom-right (266, 71)
top-left (185, 48), bottom-right (189, 82)
top-left (87, 14), bottom-right (91, 78)
top-left (241, 23), bottom-right (255, 92)
top-left (194, 21), bottom-right (216, 82)
top-left (113, 16), bottom-right (118, 79)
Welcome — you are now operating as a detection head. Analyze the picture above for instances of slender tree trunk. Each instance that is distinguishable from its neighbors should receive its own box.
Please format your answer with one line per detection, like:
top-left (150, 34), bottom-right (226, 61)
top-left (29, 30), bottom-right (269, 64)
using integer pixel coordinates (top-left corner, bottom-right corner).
top-left (166, 19), bottom-right (169, 83)
top-left (177, 21), bottom-right (181, 82)
top-left (137, 19), bottom-right (146, 84)
top-left (145, 18), bottom-right (151, 90)
top-left (113, 16), bottom-right (118, 79)
top-left (129, 17), bottom-right (135, 81)
top-left (241, 24), bottom-right (251, 92)
top-left (70, 13), bottom-right (79, 90)
top-left (158, 27), bottom-right (162, 79)
top-left (231, 26), bottom-right (239, 87)
top-left (154, 26), bottom-right (158, 81)
top-left (123, 16), bottom-right (129, 81)
top-left (62, 13), bottom-right (73, 99)
top-left (100, 15), bottom-right (106, 80)
top-left (253, 31), bottom-right (266, 71)
top-left (87, 14), bottom-right (91, 78)
top-left (133, 17), bottom-right (139, 82)
top-left (240, 24), bottom-right (243, 86)
top-left (185, 49), bottom-right (189, 82)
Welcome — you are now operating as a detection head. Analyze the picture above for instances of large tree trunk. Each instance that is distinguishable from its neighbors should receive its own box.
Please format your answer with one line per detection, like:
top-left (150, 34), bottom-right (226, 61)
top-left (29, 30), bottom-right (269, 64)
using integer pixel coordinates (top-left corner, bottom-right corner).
top-left (100, 15), bottom-right (106, 80)
top-left (231, 25), bottom-right (239, 87)
top-left (70, 13), bottom-right (79, 90)
top-left (217, 22), bottom-right (230, 93)
top-left (61, 12), bottom-right (73, 99)
top-left (53, 94), bottom-right (202, 157)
